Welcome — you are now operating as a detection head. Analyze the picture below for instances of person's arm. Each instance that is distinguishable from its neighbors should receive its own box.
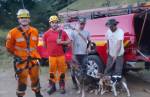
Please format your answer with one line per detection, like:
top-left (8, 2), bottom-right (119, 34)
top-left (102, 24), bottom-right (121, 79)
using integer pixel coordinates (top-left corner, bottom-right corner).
top-left (61, 38), bottom-right (71, 45)
top-left (87, 31), bottom-right (92, 53)
top-left (105, 30), bottom-right (109, 54)
top-left (107, 40), bottom-right (109, 54)
top-left (64, 39), bottom-right (71, 45)
top-left (70, 31), bottom-right (75, 54)
top-left (87, 31), bottom-right (90, 41)
top-left (59, 31), bottom-right (71, 45)
top-left (43, 32), bottom-right (47, 48)
top-left (5, 31), bottom-right (15, 55)
top-left (35, 28), bottom-right (39, 47)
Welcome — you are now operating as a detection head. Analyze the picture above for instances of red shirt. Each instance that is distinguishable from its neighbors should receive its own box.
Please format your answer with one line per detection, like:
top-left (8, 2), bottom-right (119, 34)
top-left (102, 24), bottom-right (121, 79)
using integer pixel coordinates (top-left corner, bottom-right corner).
top-left (43, 29), bottom-right (69, 57)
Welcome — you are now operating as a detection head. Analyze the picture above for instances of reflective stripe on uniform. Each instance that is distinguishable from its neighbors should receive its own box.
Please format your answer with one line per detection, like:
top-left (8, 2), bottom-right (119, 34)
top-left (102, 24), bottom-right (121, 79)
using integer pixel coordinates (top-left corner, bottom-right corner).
top-left (16, 37), bottom-right (25, 42)
top-left (32, 86), bottom-right (40, 92)
top-left (15, 46), bottom-right (36, 51)
top-left (16, 90), bottom-right (25, 94)
top-left (32, 36), bottom-right (37, 41)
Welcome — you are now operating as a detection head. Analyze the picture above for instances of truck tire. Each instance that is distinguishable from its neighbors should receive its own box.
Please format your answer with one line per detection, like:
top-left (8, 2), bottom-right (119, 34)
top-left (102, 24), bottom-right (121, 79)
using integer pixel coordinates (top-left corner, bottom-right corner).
top-left (83, 55), bottom-right (104, 78)
top-left (145, 62), bottom-right (150, 70)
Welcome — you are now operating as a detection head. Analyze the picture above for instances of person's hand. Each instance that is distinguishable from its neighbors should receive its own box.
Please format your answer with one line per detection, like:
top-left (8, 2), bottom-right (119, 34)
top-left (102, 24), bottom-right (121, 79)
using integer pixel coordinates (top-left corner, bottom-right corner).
top-left (112, 56), bottom-right (117, 62)
top-left (56, 27), bottom-right (61, 32)
top-left (57, 39), bottom-right (62, 44)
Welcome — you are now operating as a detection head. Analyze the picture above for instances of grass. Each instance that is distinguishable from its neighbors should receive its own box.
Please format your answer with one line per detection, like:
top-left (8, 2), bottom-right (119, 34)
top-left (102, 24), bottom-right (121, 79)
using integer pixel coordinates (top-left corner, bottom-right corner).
top-left (0, 29), bottom-right (8, 46)
top-left (0, 46), bottom-right (13, 71)
top-left (0, 29), bottom-right (13, 71)
top-left (59, 0), bottom-right (150, 12)
top-left (0, 29), bottom-right (8, 37)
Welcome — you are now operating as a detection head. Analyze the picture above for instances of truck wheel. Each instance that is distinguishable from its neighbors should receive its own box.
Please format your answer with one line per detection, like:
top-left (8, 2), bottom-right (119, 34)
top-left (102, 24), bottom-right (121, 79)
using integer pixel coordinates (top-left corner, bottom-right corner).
top-left (83, 55), bottom-right (104, 78)
top-left (145, 62), bottom-right (150, 70)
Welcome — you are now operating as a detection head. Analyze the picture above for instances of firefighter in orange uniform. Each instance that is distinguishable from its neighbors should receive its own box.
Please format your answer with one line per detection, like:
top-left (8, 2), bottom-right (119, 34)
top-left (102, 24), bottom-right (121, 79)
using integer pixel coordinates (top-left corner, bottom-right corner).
top-left (5, 9), bottom-right (43, 97)
top-left (43, 15), bottom-right (71, 95)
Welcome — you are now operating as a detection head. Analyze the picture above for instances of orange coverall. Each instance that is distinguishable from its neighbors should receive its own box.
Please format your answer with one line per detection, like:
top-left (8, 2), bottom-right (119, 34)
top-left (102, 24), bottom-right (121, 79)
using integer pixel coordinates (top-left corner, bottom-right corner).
top-left (6, 26), bottom-right (41, 96)
top-left (43, 29), bottom-right (68, 83)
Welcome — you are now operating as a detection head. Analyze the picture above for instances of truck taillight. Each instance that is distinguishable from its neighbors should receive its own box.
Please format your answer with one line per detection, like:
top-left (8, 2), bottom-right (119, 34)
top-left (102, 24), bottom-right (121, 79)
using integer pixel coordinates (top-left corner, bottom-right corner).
top-left (125, 44), bottom-right (137, 55)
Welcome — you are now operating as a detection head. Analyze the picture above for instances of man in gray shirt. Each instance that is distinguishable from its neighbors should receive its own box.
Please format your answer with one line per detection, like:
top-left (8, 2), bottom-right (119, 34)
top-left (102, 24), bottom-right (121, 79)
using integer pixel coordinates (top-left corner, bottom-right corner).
top-left (71, 18), bottom-right (90, 66)
top-left (70, 18), bottom-right (90, 88)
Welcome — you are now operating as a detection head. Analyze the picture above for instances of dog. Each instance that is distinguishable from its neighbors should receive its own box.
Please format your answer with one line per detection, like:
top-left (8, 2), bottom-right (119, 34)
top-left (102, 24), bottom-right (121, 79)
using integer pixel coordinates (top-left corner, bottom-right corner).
top-left (71, 63), bottom-right (98, 97)
top-left (96, 73), bottom-right (131, 97)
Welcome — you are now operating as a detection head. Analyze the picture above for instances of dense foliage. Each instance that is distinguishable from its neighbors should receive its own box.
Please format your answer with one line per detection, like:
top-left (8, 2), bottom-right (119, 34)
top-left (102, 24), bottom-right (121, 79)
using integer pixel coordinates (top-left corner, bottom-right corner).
top-left (0, 0), bottom-right (76, 31)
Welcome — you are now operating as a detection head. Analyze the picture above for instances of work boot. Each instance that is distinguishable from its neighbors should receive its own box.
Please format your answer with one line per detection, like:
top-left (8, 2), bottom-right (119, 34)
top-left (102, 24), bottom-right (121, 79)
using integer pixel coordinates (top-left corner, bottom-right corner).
top-left (47, 80), bottom-right (56, 95)
top-left (59, 80), bottom-right (66, 94)
top-left (35, 91), bottom-right (43, 97)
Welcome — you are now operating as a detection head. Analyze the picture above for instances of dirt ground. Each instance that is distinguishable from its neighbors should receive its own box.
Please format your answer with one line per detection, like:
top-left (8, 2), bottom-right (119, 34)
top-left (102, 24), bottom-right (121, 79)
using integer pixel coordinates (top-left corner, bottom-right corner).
top-left (0, 66), bottom-right (150, 97)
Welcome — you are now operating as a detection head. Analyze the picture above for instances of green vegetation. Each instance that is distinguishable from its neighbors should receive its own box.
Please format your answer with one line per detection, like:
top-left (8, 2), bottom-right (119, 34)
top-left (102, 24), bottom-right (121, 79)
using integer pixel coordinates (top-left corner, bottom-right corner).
top-left (0, 29), bottom-right (12, 70)
top-left (0, 29), bottom-right (8, 46)
top-left (0, 48), bottom-right (13, 71)
top-left (0, 0), bottom-right (76, 31)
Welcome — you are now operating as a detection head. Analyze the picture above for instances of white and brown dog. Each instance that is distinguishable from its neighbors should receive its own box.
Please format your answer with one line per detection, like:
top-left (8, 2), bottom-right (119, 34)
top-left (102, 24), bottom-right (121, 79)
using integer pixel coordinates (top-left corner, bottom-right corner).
top-left (96, 74), bottom-right (131, 97)
top-left (71, 64), bottom-right (98, 97)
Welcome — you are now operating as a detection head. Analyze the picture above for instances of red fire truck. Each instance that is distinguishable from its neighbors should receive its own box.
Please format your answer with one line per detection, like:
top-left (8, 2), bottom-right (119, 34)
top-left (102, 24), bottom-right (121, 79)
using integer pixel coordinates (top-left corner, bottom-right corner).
top-left (38, 3), bottom-right (150, 78)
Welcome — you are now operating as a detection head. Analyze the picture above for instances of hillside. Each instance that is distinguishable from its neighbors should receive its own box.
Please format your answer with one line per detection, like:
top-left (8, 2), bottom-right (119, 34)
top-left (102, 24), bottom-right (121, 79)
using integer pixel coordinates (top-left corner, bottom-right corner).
top-left (59, 0), bottom-right (150, 12)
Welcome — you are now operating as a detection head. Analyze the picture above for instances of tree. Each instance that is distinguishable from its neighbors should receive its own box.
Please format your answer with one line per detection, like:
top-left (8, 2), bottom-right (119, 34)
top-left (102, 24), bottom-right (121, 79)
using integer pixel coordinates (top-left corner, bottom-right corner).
top-left (0, 0), bottom-right (76, 30)
top-left (0, 0), bottom-right (36, 28)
